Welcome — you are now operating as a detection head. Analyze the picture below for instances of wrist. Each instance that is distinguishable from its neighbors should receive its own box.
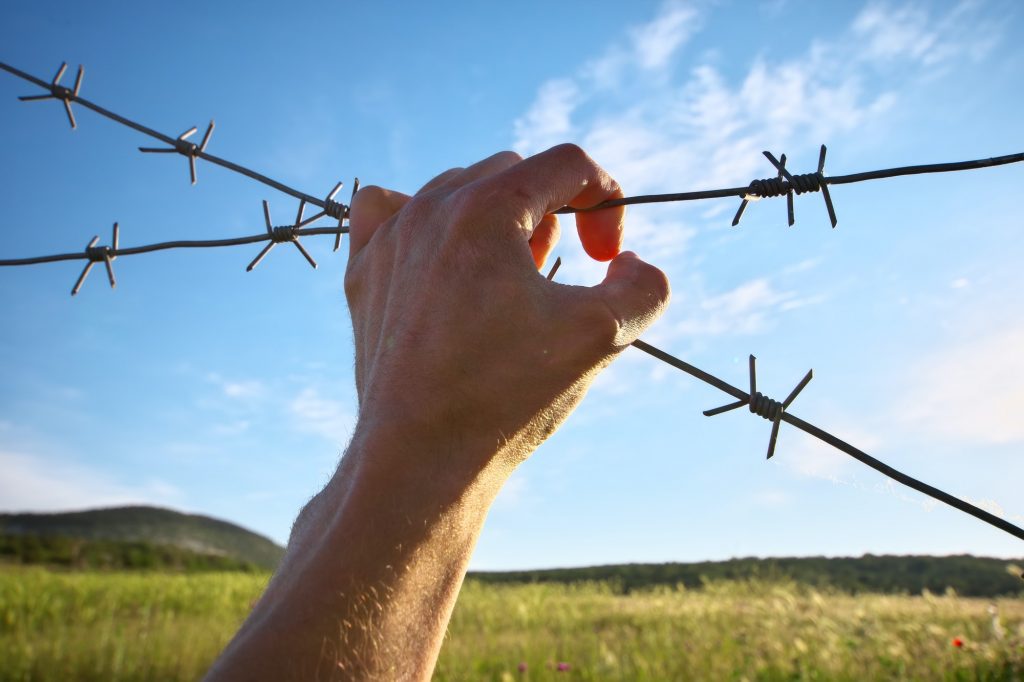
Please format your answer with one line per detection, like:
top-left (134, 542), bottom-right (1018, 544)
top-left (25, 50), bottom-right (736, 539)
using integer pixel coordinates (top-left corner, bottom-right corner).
top-left (334, 414), bottom-right (514, 519)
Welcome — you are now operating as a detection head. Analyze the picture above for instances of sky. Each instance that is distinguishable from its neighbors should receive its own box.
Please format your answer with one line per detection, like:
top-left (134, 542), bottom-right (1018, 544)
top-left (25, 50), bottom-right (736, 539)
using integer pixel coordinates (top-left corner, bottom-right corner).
top-left (0, 0), bottom-right (1022, 570)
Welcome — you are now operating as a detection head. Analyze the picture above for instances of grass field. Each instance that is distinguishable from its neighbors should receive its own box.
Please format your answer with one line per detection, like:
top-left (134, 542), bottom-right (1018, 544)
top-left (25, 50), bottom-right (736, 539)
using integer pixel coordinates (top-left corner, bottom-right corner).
top-left (1, 567), bottom-right (1021, 680)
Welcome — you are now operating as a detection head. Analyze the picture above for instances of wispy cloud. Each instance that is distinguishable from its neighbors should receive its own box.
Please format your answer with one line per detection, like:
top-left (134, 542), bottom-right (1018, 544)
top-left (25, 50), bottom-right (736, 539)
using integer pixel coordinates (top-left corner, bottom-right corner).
top-left (780, 422), bottom-right (881, 481)
top-left (671, 277), bottom-right (820, 338)
top-left (629, 1), bottom-right (701, 71)
top-left (851, 1), bottom-right (1000, 68)
top-left (289, 387), bottom-right (356, 447)
top-left (205, 373), bottom-right (266, 401)
top-left (0, 450), bottom-right (180, 513)
top-left (896, 325), bottom-right (1024, 445)
top-left (511, 0), bottom-right (998, 252)
top-left (513, 79), bottom-right (579, 155)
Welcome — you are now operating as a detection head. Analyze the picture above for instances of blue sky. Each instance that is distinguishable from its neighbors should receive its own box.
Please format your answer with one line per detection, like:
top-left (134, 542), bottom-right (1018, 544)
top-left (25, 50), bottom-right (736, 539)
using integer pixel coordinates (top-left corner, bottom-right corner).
top-left (1, 0), bottom-right (1022, 569)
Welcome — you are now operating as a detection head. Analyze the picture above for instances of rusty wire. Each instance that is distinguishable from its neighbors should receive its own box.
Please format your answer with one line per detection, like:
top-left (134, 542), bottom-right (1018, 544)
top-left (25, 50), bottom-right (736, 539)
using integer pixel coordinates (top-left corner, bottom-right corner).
top-left (2, 60), bottom-right (1023, 544)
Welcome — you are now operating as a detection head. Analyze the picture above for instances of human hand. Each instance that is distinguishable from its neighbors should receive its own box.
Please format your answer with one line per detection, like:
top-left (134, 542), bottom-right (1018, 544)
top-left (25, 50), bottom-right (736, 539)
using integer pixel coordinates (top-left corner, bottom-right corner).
top-left (207, 146), bottom-right (670, 681)
top-left (345, 144), bottom-right (670, 478)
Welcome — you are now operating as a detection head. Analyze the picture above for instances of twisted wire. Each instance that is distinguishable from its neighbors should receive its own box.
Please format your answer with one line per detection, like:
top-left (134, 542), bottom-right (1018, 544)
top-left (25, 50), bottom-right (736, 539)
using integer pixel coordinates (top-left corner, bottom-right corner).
top-left (749, 392), bottom-right (784, 420)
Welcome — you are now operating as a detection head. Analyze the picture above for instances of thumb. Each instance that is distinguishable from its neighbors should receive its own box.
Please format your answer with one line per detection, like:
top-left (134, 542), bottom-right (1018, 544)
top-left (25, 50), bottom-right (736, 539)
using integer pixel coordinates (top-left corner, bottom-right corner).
top-left (592, 251), bottom-right (670, 346)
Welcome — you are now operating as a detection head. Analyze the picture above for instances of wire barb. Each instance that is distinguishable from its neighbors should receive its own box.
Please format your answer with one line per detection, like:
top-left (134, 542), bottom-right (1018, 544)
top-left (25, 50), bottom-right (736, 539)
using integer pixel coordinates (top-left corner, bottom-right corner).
top-left (630, 339), bottom-right (1024, 542)
top-left (336, 179), bottom-right (359, 252)
top-left (246, 200), bottom-right (318, 271)
top-left (291, 179), bottom-right (359, 251)
top-left (139, 121), bottom-right (215, 185)
top-left (732, 145), bottom-right (838, 228)
top-left (17, 62), bottom-right (83, 129)
top-left (545, 256), bottom-right (562, 281)
top-left (703, 355), bottom-right (813, 459)
top-left (71, 222), bottom-right (119, 296)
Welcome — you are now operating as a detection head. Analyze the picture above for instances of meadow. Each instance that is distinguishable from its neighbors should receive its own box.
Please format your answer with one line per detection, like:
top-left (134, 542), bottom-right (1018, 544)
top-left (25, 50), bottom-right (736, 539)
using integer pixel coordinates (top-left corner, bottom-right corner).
top-left (1, 567), bottom-right (1021, 681)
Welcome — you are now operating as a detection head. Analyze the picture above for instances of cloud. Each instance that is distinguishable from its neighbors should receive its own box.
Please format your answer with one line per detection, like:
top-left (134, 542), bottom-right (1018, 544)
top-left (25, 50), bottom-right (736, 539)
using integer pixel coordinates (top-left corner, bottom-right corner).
top-left (896, 325), bottom-right (1024, 445)
top-left (750, 488), bottom-right (791, 508)
top-left (513, 0), bottom-right (997, 196)
top-left (851, 1), bottom-right (1000, 67)
top-left (513, 1), bottom-right (700, 155)
top-left (0, 450), bottom-right (180, 513)
top-left (671, 277), bottom-right (821, 338)
top-left (222, 381), bottom-right (264, 399)
top-left (206, 373), bottom-right (266, 400)
top-left (211, 420), bottom-right (251, 437)
top-left (289, 387), bottom-right (356, 446)
top-left (628, 1), bottom-right (700, 71)
top-left (512, 79), bottom-right (579, 156)
top-left (492, 471), bottom-right (532, 511)
top-left (509, 0), bottom-right (1000, 362)
top-left (779, 421), bottom-right (882, 481)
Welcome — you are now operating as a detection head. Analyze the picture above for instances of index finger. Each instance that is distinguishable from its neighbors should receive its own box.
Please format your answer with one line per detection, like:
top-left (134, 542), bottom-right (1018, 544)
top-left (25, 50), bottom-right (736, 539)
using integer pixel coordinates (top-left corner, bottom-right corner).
top-left (475, 143), bottom-right (625, 262)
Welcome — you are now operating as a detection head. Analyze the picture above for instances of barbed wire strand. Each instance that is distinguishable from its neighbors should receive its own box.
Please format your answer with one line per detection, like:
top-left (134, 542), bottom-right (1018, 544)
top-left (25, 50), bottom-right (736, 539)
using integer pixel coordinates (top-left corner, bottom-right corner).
top-left (541, 262), bottom-right (1024, 544)
top-left (628, 339), bottom-right (1024, 542)
top-left (3, 61), bottom-right (1022, 231)
top-left (558, 151), bottom-right (1024, 218)
top-left (3, 60), bottom-right (1023, 543)
top-left (0, 61), bottom-right (349, 211)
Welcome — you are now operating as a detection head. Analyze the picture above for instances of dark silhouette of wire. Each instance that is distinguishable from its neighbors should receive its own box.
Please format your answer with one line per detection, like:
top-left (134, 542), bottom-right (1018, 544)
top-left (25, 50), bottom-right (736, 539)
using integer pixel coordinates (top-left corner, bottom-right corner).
top-left (0, 226), bottom-right (347, 267)
top-left (558, 152), bottom-right (1024, 212)
top-left (629, 340), bottom-right (1024, 543)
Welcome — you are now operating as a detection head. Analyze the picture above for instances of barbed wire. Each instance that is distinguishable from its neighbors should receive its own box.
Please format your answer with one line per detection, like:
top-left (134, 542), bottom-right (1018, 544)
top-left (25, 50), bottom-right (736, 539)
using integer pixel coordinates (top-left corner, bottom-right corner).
top-left (2, 60), bottom-right (1022, 545)
top-left (3, 60), bottom-right (1023, 286)
top-left (628, 340), bottom-right (1024, 543)
top-left (543, 258), bottom-right (1024, 543)
top-left (559, 148), bottom-right (1024, 227)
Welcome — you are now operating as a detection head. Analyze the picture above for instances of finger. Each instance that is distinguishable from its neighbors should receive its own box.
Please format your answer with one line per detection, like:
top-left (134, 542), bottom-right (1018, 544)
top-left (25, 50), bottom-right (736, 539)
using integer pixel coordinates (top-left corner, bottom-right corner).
top-left (444, 150), bottom-right (523, 190)
top-left (590, 251), bottom-right (670, 346)
top-left (417, 167), bottom-right (464, 195)
top-left (574, 186), bottom-right (624, 263)
top-left (528, 214), bottom-right (560, 270)
top-left (474, 144), bottom-right (625, 262)
top-left (348, 185), bottom-right (411, 261)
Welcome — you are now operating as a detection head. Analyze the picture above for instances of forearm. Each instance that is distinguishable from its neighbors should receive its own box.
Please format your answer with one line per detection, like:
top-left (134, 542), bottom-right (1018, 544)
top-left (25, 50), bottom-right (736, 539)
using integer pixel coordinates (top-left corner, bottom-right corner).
top-left (206, 421), bottom-right (511, 681)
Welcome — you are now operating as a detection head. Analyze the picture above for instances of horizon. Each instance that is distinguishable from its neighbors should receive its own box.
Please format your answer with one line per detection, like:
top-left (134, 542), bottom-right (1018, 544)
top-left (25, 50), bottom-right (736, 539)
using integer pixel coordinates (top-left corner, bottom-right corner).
top-left (4, 502), bottom-right (1022, 571)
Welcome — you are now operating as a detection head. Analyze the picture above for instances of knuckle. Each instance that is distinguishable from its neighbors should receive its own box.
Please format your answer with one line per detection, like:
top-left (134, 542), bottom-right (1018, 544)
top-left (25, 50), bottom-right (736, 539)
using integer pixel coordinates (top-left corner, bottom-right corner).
top-left (549, 142), bottom-right (588, 164)
top-left (493, 150), bottom-right (523, 165)
top-left (401, 192), bottom-right (445, 225)
top-left (447, 183), bottom-right (498, 222)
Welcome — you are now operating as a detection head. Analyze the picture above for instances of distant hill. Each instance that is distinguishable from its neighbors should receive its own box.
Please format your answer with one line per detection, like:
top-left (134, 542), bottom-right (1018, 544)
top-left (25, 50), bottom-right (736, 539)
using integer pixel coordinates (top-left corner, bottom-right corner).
top-left (469, 555), bottom-right (1024, 598)
top-left (2, 507), bottom-right (1021, 597)
top-left (0, 506), bottom-right (284, 570)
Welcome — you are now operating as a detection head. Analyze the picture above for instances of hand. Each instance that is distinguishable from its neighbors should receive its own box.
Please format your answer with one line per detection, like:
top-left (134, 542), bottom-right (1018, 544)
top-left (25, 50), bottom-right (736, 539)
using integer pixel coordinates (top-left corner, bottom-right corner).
top-left (208, 145), bottom-right (671, 681)
top-left (345, 144), bottom-right (670, 475)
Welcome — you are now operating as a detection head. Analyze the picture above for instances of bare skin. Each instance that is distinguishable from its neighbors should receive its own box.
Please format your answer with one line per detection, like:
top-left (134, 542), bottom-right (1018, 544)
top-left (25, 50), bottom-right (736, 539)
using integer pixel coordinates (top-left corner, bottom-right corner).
top-left (204, 144), bottom-right (670, 681)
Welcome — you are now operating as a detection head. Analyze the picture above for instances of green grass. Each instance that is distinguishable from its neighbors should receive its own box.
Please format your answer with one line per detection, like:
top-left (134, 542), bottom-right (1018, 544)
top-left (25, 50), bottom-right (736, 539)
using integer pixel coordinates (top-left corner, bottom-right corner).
top-left (1, 567), bottom-right (1021, 680)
